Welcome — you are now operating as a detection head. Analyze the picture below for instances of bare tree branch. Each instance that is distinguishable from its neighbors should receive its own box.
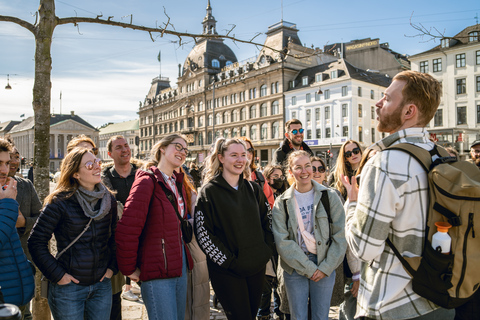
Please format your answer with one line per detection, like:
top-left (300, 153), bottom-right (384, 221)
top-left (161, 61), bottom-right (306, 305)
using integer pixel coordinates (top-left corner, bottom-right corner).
top-left (0, 15), bottom-right (35, 33)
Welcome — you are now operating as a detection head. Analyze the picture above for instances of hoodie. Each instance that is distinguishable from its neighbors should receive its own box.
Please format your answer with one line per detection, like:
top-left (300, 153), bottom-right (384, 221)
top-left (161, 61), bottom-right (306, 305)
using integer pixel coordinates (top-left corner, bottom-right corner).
top-left (194, 174), bottom-right (274, 278)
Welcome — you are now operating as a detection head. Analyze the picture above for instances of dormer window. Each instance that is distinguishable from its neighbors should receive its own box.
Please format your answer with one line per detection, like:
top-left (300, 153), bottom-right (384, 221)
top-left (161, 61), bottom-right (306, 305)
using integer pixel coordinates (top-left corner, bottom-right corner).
top-left (212, 59), bottom-right (220, 68)
top-left (302, 76), bottom-right (308, 86)
top-left (441, 38), bottom-right (449, 48)
top-left (315, 73), bottom-right (323, 82)
top-left (330, 70), bottom-right (338, 79)
top-left (469, 31), bottom-right (479, 42)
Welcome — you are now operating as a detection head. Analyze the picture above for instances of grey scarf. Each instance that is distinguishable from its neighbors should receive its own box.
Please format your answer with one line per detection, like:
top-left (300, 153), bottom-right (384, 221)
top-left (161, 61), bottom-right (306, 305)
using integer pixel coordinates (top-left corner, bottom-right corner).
top-left (75, 184), bottom-right (111, 221)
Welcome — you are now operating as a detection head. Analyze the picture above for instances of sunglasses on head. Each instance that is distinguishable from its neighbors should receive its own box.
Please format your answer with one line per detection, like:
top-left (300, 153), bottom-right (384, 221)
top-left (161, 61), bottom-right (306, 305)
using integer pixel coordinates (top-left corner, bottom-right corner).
top-left (290, 128), bottom-right (304, 135)
top-left (84, 158), bottom-right (102, 170)
top-left (312, 166), bottom-right (325, 173)
top-left (91, 147), bottom-right (99, 156)
top-left (344, 148), bottom-right (361, 158)
top-left (247, 147), bottom-right (255, 153)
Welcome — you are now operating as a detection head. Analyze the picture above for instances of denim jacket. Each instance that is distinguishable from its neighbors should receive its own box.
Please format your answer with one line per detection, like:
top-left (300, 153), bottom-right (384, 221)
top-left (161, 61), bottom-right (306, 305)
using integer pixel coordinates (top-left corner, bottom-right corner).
top-left (272, 181), bottom-right (346, 278)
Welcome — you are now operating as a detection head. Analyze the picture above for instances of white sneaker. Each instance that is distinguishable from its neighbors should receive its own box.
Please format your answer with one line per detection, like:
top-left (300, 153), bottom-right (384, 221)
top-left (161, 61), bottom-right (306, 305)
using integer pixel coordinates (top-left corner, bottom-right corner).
top-left (122, 290), bottom-right (139, 301)
top-left (130, 283), bottom-right (141, 295)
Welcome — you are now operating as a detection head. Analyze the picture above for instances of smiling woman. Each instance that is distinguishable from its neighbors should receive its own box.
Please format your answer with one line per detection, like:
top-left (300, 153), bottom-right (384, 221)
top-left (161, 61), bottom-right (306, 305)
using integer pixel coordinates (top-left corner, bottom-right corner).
top-left (195, 138), bottom-right (274, 320)
top-left (28, 147), bottom-right (118, 320)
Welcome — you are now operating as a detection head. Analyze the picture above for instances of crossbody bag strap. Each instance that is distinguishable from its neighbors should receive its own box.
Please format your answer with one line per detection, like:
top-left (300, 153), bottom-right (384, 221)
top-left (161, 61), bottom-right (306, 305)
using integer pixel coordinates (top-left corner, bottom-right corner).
top-left (55, 218), bottom-right (93, 259)
top-left (150, 172), bottom-right (185, 222)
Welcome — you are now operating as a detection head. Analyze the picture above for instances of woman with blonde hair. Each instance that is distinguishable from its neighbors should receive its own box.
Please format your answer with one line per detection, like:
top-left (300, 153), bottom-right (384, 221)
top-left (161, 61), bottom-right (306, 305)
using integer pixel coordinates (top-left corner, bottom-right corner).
top-left (195, 138), bottom-right (274, 320)
top-left (29, 147), bottom-right (117, 320)
top-left (116, 133), bottom-right (193, 320)
top-left (272, 150), bottom-right (346, 320)
top-left (329, 140), bottom-right (362, 200)
top-left (66, 134), bottom-right (98, 155)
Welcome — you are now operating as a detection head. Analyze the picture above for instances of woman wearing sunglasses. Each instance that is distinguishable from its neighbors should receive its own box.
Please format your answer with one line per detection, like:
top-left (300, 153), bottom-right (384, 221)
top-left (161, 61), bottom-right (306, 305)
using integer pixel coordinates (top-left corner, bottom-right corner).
top-left (240, 137), bottom-right (275, 209)
top-left (329, 140), bottom-right (362, 201)
top-left (29, 147), bottom-right (117, 320)
top-left (272, 150), bottom-right (346, 320)
top-left (66, 134), bottom-right (99, 155)
top-left (115, 134), bottom-right (193, 320)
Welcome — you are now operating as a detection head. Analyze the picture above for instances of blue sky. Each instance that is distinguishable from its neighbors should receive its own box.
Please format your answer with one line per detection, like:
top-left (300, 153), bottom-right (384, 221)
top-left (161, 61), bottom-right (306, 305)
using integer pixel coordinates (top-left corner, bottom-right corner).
top-left (0, 0), bottom-right (478, 127)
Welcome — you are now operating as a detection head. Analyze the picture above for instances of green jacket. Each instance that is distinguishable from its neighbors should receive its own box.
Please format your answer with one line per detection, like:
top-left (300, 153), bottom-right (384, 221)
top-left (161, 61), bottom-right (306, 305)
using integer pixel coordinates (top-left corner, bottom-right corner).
top-left (272, 181), bottom-right (346, 278)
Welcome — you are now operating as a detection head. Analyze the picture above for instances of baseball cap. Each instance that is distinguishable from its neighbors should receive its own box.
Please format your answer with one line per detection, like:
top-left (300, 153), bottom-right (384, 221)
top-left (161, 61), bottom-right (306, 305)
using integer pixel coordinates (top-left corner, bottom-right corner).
top-left (471, 140), bottom-right (480, 148)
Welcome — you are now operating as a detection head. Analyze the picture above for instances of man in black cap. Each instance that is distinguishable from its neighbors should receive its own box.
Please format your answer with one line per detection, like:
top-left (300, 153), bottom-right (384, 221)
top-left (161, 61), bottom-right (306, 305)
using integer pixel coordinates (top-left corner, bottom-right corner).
top-left (469, 140), bottom-right (480, 168)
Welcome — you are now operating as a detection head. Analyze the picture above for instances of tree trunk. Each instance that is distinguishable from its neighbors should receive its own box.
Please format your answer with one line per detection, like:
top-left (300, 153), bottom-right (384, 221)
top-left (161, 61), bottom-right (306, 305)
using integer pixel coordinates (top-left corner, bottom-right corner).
top-left (32, 0), bottom-right (56, 318)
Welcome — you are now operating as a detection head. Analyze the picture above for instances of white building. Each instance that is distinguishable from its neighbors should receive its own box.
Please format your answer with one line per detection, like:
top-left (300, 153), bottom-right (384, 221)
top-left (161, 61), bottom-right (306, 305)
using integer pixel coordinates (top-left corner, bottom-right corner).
top-left (409, 24), bottom-right (480, 152)
top-left (98, 119), bottom-right (139, 160)
top-left (284, 58), bottom-right (391, 161)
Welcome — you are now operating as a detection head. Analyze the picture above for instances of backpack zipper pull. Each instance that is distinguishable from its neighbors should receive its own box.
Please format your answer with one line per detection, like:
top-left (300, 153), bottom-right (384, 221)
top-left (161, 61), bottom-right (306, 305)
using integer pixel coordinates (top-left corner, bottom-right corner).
top-left (470, 213), bottom-right (475, 238)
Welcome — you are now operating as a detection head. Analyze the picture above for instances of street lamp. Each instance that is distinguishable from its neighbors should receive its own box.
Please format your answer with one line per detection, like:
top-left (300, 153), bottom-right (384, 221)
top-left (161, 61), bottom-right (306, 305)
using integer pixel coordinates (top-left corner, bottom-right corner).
top-left (5, 74), bottom-right (12, 90)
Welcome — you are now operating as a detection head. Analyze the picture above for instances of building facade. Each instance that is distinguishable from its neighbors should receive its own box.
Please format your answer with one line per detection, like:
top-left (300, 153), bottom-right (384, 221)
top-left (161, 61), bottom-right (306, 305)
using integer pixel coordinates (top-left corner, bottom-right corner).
top-left (98, 119), bottom-right (139, 160)
top-left (409, 24), bottom-right (480, 154)
top-left (284, 59), bottom-right (391, 163)
top-left (137, 2), bottom-right (336, 166)
top-left (8, 112), bottom-right (98, 172)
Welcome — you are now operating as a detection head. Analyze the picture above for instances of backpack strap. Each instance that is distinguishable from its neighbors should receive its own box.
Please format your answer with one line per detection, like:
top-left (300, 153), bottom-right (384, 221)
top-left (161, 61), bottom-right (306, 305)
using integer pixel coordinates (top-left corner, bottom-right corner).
top-left (386, 238), bottom-right (417, 276)
top-left (388, 143), bottom-right (456, 171)
top-left (254, 170), bottom-right (265, 189)
top-left (283, 190), bottom-right (332, 245)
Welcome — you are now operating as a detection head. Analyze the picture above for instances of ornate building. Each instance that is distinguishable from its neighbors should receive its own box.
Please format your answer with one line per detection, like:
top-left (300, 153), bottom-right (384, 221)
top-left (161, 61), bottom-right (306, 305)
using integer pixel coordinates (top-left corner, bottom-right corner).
top-left (138, 1), bottom-right (336, 165)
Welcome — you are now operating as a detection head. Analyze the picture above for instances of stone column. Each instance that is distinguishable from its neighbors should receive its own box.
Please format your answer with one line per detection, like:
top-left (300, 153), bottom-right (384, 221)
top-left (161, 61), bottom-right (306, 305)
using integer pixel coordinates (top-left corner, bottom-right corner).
top-left (54, 134), bottom-right (58, 158)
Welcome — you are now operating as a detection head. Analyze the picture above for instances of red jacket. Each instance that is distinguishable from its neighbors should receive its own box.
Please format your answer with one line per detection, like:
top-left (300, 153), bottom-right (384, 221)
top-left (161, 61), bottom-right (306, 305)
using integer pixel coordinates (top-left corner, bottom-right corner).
top-left (116, 167), bottom-right (193, 282)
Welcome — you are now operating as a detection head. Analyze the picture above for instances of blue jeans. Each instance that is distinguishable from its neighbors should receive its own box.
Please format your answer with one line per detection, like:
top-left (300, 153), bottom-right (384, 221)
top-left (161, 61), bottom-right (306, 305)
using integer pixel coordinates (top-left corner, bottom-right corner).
top-left (141, 248), bottom-right (188, 320)
top-left (284, 254), bottom-right (335, 320)
top-left (48, 277), bottom-right (112, 320)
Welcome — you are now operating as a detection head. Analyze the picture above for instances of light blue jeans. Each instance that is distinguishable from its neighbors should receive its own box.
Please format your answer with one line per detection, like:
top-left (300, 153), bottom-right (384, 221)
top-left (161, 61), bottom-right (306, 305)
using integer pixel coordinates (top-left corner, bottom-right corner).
top-left (141, 248), bottom-right (188, 320)
top-left (284, 254), bottom-right (335, 320)
top-left (48, 277), bottom-right (112, 320)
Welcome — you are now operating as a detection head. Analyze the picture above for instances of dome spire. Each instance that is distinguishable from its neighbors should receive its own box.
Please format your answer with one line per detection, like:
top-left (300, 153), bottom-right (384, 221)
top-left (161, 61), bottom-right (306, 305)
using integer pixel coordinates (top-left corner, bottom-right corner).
top-left (202, 0), bottom-right (217, 35)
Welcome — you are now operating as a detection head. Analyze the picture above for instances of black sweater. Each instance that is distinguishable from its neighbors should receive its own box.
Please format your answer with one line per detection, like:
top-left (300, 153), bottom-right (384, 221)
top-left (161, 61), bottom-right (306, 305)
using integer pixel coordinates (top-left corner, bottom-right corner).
top-left (194, 174), bottom-right (274, 278)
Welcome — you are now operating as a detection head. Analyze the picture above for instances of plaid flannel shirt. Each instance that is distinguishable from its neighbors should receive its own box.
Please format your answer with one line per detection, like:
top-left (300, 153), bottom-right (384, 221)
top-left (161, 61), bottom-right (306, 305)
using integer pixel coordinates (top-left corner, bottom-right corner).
top-left (346, 128), bottom-right (439, 319)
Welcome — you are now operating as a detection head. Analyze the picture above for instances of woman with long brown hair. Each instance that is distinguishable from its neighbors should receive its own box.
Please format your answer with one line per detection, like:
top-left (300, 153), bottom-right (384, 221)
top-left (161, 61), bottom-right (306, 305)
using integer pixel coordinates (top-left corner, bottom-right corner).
top-left (29, 147), bottom-right (117, 320)
top-left (329, 140), bottom-right (363, 200)
top-left (115, 133), bottom-right (193, 320)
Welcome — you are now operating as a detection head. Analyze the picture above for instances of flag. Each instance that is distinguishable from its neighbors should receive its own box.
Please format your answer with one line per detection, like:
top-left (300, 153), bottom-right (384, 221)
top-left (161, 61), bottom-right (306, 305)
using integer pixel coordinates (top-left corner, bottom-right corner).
top-left (157, 51), bottom-right (161, 63)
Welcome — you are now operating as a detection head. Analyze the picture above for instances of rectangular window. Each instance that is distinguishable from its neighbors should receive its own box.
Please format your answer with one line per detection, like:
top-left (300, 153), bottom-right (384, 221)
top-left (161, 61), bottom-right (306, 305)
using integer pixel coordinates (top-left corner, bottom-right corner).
top-left (292, 96), bottom-right (297, 105)
top-left (292, 111), bottom-right (297, 119)
top-left (457, 78), bottom-right (466, 94)
top-left (289, 81), bottom-right (295, 89)
top-left (315, 91), bottom-right (321, 101)
top-left (306, 93), bottom-right (311, 103)
top-left (477, 76), bottom-right (480, 92)
top-left (370, 90), bottom-right (374, 100)
top-left (342, 86), bottom-right (347, 97)
top-left (371, 106), bottom-right (375, 119)
top-left (342, 104), bottom-right (348, 117)
top-left (358, 87), bottom-right (362, 97)
top-left (456, 53), bottom-right (466, 68)
top-left (306, 109), bottom-right (311, 121)
top-left (331, 70), bottom-right (337, 79)
top-left (358, 126), bottom-right (363, 142)
top-left (457, 106), bottom-right (467, 125)
top-left (358, 104), bottom-right (363, 118)
top-left (316, 73), bottom-right (323, 82)
top-left (302, 76), bottom-right (308, 86)
top-left (306, 129), bottom-right (312, 139)
top-left (315, 108), bottom-right (320, 121)
top-left (371, 127), bottom-right (375, 143)
top-left (420, 61), bottom-right (429, 73)
top-left (433, 58), bottom-right (442, 72)
top-left (434, 109), bottom-right (443, 127)
top-left (324, 89), bottom-right (330, 99)
top-left (316, 128), bottom-right (321, 139)
top-left (342, 126), bottom-right (348, 137)
top-left (477, 105), bottom-right (480, 124)
top-left (325, 106), bottom-right (330, 119)
top-left (326, 128), bottom-right (331, 138)
top-left (477, 51), bottom-right (480, 65)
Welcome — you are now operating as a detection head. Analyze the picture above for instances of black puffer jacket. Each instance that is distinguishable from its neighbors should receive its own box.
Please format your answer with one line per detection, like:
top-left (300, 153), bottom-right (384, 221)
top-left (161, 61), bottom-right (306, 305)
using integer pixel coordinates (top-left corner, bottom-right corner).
top-left (28, 192), bottom-right (117, 285)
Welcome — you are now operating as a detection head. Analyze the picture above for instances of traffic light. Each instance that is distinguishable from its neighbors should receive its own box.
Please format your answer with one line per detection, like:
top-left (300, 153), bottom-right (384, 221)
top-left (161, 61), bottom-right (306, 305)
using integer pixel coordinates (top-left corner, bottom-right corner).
top-left (21, 157), bottom-right (25, 166)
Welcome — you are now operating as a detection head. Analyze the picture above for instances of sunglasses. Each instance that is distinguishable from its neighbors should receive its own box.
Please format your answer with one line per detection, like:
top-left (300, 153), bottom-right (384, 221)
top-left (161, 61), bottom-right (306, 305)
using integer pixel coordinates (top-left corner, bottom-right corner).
top-left (247, 147), bottom-right (255, 153)
top-left (173, 143), bottom-right (190, 156)
top-left (84, 158), bottom-right (102, 170)
top-left (344, 148), bottom-right (361, 158)
top-left (91, 147), bottom-right (99, 156)
top-left (289, 128), bottom-right (304, 135)
top-left (312, 166), bottom-right (325, 173)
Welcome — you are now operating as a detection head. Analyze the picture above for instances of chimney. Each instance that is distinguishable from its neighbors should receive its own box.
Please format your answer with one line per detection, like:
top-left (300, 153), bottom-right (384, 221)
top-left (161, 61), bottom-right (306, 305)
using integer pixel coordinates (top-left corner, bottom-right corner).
top-left (70, 111), bottom-right (75, 116)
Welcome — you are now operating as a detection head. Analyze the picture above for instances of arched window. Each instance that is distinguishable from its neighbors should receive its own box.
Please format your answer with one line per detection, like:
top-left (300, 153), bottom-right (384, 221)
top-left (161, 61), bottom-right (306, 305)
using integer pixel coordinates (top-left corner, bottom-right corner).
top-left (261, 123), bottom-right (268, 140)
top-left (232, 128), bottom-right (238, 137)
top-left (216, 130), bottom-right (221, 139)
top-left (169, 123), bottom-right (173, 132)
top-left (212, 59), bottom-right (220, 68)
top-left (174, 122), bottom-right (178, 132)
top-left (231, 110), bottom-right (236, 122)
top-left (164, 124), bottom-right (168, 133)
top-left (250, 105), bottom-right (256, 119)
top-left (241, 126), bottom-right (247, 137)
top-left (198, 116), bottom-right (204, 127)
top-left (271, 101), bottom-right (279, 115)
top-left (240, 107), bottom-right (246, 121)
top-left (216, 113), bottom-right (222, 125)
top-left (226, 61), bottom-right (233, 66)
top-left (197, 132), bottom-right (203, 146)
top-left (250, 125), bottom-right (257, 140)
top-left (223, 112), bottom-right (228, 123)
top-left (208, 114), bottom-right (213, 126)
top-left (272, 121), bottom-right (279, 139)
top-left (207, 131), bottom-right (213, 144)
top-left (260, 84), bottom-right (267, 97)
top-left (223, 129), bottom-right (229, 138)
top-left (198, 101), bottom-right (203, 111)
top-left (260, 103), bottom-right (267, 117)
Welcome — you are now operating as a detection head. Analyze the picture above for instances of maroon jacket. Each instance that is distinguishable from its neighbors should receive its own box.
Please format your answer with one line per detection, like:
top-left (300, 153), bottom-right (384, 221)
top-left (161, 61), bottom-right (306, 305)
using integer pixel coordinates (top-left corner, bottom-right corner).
top-left (116, 167), bottom-right (193, 282)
